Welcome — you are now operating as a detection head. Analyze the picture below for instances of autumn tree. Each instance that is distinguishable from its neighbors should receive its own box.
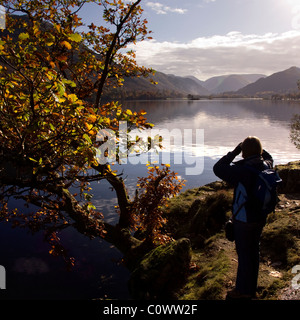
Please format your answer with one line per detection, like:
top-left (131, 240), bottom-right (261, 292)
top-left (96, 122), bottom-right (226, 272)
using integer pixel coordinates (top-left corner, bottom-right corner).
top-left (0, 0), bottom-right (184, 268)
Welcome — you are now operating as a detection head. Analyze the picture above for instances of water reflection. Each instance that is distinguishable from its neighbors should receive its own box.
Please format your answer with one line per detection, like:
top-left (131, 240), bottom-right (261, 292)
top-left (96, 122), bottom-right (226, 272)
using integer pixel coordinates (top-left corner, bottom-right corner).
top-left (124, 99), bottom-right (300, 163)
top-left (126, 99), bottom-right (300, 124)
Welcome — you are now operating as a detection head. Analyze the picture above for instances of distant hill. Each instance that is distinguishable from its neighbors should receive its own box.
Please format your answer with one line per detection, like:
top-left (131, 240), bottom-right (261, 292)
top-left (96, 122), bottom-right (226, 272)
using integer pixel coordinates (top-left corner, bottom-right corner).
top-left (156, 73), bottom-right (210, 95)
top-left (185, 76), bottom-right (206, 87)
top-left (111, 71), bottom-right (210, 99)
top-left (237, 66), bottom-right (300, 95)
top-left (113, 71), bottom-right (270, 99)
top-left (202, 74), bottom-right (265, 94)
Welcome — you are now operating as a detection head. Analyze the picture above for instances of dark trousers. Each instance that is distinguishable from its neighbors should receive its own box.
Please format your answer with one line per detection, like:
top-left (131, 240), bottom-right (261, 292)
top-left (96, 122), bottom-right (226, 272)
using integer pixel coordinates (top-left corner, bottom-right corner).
top-left (233, 219), bottom-right (265, 296)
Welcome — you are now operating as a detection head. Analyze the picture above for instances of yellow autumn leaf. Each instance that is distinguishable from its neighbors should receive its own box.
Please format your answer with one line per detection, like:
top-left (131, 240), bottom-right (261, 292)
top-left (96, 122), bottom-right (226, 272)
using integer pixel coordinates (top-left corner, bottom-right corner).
top-left (87, 114), bottom-right (97, 123)
top-left (68, 33), bottom-right (82, 43)
top-left (54, 24), bottom-right (61, 33)
top-left (60, 41), bottom-right (72, 49)
top-left (67, 94), bottom-right (78, 103)
top-left (90, 129), bottom-right (98, 136)
top-left (49, 61), bottom-right (56, 69)
top-left (85, 122), bottom-right (93, 131)
top-left (19, 33), bottom-right (29, 41)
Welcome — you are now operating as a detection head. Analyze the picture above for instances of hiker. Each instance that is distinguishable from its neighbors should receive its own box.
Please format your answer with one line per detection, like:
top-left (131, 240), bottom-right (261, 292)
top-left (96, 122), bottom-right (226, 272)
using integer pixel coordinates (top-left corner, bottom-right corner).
top-left (213, 136), bottom-right (274, 300)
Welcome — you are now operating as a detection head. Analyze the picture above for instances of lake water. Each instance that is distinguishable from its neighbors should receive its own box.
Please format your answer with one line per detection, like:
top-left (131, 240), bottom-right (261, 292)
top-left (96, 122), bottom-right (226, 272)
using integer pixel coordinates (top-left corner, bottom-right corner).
top-left (98, 99), bottom-right (300, 222)
top-left (1, 99), bottom-right (300, 299)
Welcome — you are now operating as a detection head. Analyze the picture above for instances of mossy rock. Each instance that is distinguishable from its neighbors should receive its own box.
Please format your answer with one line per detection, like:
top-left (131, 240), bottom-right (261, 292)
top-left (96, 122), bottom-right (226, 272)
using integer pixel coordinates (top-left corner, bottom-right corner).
top-left (276, 161), bottom-right (300, 194)
top-left (189, 190), bottom-right (232, 246)
top-left (261, 210), bottom-right (300, 268)
top-left (164, 182), bottom-right (233, 243)
top-left (128, 238), bottom-right (191, 299)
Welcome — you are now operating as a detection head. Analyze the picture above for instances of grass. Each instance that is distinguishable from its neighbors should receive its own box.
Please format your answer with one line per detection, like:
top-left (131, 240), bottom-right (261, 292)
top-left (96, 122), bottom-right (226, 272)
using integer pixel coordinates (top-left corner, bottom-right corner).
top-left (261, 208), bottom-right (300, 269)
top-left (164, 181), bottom-right (233, 243)
top-left (179, 236), bottom-right (232, 300)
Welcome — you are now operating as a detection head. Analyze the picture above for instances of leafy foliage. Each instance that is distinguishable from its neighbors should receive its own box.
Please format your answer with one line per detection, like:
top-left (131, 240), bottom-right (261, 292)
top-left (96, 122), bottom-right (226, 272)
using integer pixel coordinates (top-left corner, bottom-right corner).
top-left (290, 81), bottom-right (300, 149)
top-left (0, 0), bottom-right (182, 265)
top-left (290, 114), bottom-right (300, 150)
top-left (131, 164), bottom-right (185, 245)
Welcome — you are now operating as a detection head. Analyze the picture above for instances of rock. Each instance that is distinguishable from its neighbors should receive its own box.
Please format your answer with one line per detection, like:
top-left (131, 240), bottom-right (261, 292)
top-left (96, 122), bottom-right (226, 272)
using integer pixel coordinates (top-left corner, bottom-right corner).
top-left (279, 286), bottom-right (300, 300)
top-left (190, 191), bottom-right (231, 244)
top-left (187, 199), bottom-right (202, 217)
top-left (128, 238), bottom-right (191, 299)
top-left (276, 161), bottom-right (300, 194)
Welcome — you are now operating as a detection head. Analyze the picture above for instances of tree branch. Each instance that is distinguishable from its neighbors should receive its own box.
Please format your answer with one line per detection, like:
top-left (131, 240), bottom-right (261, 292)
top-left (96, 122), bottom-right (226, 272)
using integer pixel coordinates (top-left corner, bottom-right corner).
top-left (92, 163), bottom-right (132, 228)
top-left (95, 0), bottom-right (142, 107)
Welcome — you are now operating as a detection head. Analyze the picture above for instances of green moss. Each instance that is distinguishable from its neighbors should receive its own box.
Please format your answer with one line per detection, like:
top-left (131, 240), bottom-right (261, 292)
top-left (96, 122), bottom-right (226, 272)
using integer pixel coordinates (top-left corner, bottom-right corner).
top-left (190, 191), bottom-right (232, 237)
top-left (258, 277), bottom-right (288, 300)
top-left (261, 210), bottom-right (300, 268)
top-left (140, 242), bottom-right (176, 271)
top-left (165, 181), bottom-right (232, 218)
top-left (179, 244), bottom-right (230, 300)
top-left (129, 239), bottom-right (191, 299)
top-left (276, 161), bottom-right (300, 171)
top-left (165, 184), bottom-right (233, 245)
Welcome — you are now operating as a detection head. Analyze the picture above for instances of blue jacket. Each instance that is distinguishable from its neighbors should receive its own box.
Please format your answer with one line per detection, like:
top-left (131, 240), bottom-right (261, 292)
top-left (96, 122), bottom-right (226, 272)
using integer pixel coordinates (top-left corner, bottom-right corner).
top-left (213, 149), bottom-right (273, 222)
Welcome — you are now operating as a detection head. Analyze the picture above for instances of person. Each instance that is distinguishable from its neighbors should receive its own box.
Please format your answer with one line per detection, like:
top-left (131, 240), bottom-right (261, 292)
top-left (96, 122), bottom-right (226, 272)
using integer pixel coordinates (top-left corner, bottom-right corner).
top-left (213, 136), bottom-right (274, 300)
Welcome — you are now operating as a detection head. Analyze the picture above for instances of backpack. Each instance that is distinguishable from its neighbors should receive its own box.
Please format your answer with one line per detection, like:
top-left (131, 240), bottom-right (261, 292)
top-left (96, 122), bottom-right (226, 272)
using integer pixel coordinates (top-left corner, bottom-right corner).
top-left (232, 165), bottom-right (282, 222)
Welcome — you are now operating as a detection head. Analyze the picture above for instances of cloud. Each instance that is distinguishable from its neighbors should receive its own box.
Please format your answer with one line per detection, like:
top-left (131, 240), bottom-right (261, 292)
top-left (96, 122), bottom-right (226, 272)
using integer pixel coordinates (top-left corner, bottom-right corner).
top-left (127, 30), bottom-right (300, 80)
top-left (146, 2), bottom-right (187, 15)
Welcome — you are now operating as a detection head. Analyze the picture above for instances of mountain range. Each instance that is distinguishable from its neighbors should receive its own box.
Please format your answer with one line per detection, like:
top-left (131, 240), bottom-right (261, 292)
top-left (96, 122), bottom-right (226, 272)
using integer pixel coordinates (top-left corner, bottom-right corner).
top-left (115, 66), bottom-right (300, 99)
top-left (236, 66), bottom-right (300, 95)
top-left (200, 74), bottom-right (265, 94)
top-left (116, 71), bottom-right (210, 98)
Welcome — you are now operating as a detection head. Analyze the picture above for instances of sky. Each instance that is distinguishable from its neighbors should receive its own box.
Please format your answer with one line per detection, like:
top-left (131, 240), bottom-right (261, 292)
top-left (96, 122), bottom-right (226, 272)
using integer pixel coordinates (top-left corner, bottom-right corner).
top-left (82, 0), bottom-right (300, 80)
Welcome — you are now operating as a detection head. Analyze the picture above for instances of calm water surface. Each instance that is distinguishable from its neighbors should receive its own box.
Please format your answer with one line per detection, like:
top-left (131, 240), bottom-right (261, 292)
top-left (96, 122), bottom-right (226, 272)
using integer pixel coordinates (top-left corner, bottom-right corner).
top-left (1, 99), bottom-right (299, 299)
